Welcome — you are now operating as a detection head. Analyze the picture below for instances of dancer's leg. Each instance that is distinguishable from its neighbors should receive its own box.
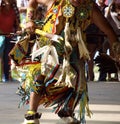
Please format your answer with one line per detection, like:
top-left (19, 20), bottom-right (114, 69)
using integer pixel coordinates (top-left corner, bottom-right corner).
top-left (22, 75), bottom-right (45, 124)
top-left (29, 75), bottom-right (45, 111)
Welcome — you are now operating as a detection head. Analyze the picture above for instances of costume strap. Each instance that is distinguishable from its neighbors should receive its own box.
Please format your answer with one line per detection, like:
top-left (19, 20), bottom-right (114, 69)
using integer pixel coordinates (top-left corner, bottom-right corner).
top-left (35, 29), bottom-right (47, 36)
top-left (43, 0), bottom-right (64, 34)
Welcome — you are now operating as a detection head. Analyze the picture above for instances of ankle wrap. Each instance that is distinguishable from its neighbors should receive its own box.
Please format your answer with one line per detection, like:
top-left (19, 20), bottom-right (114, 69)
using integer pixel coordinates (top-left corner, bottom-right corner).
top-left (25, 112), bottom-right (41, 120)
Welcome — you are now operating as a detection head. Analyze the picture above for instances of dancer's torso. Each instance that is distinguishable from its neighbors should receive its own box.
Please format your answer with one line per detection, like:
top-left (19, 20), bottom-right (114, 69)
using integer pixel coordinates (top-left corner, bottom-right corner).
top-left (38, 0), bottom-right (93, 47)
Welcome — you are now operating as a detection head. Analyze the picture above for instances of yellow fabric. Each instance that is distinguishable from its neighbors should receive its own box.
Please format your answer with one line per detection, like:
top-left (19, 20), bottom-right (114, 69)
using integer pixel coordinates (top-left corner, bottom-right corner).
top-left (36, 0), bottom-right (65, 48)
top-left (35, 29), bottom-right (47, 36)
top-left (9, 36), bottom-right (30, 65)
top-left (42, 0), bottom-right (64, 34)
top-left (27, 110), bottom-right (36, 115)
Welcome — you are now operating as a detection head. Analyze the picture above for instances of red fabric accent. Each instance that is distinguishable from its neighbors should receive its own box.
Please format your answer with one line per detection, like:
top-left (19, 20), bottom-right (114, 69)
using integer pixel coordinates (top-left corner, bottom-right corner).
top-left (0, 8), bottom-right (16, 33)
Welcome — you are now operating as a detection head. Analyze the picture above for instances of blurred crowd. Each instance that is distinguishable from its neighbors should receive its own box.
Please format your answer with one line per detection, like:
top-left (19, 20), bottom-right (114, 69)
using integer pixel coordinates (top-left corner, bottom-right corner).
top-left (0, 0), bottom-right (120, 82)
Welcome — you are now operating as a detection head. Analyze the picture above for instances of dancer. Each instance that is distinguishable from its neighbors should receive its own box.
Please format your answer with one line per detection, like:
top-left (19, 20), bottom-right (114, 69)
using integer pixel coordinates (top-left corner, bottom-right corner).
top-left (10, 0), bottom-right (120, 124)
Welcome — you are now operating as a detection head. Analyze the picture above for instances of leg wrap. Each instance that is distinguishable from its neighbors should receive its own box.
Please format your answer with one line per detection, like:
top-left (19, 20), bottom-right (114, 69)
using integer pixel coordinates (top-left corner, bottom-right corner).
top-left (22, 111), bottom-right (42, 124)
top-left (25, 112), bottom-right (41, 120)
top-left (33, 80), bottom-right (45, 94)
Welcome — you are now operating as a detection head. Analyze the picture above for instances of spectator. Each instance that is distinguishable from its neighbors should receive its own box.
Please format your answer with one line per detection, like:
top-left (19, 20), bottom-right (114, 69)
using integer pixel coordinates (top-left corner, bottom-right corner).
top-left (105, 0), bottom-right (120, 37)
top-left (0, 0), bottom-right (20, 82)
top-left (0, 35), bottom-right (5, 81)
top-left (86, 22), bottom-right (100, 81)
top-left (86, 0), bottom-right (108, 81)
top-left (96, 0), bottom-right (109, 81)
top-left (104, 0), bottom-right (120, 80)
top-left (17, 0), bottom-right (29, 29)
top-left (97, 0), bottom-right (108, 13)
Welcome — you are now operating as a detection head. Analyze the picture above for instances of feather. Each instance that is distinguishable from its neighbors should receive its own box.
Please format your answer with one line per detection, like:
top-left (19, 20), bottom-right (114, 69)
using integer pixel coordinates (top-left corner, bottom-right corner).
top-left (31, 45), bottom-right (49, 61)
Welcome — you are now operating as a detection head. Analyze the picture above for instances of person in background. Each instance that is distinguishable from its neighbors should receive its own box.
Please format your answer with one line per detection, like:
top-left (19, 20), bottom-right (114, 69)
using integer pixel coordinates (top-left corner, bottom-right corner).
top-left (86, 0), bottom-right (108, 81)
top-left (96, 0), bottom-right (109, 81)
top-left (0, 0), bottom-right (20, 82)
top-left (105, 0), bottom-right (120, 39)
top-left (104, 0), bottom-right (120, 80)
top-left (17, 0), bottom-right (29, 29)
top-left (0, 35), bottom-right (5, 82)
top-left (85, 20), bottom-right (100, 81)
top-left (11, 0), bottom-right (120, 124)
top-left (97, 0), bottom-right (108, 12)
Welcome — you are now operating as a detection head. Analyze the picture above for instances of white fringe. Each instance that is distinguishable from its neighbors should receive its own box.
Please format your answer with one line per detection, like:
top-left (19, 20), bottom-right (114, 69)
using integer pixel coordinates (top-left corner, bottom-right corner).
top-left (64, 22), bottom-right (72, 55)
top-left (77, 27), bottom-right (90, 60)
top-left (31, 45), bottom-right (59, 75)
top-left (56, 22), bottom-right (72, 87)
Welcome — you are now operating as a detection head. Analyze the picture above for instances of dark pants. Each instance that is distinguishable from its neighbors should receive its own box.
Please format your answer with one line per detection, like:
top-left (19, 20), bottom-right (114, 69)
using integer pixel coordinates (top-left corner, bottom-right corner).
top-left (3, 37), bottom-right (14, 81)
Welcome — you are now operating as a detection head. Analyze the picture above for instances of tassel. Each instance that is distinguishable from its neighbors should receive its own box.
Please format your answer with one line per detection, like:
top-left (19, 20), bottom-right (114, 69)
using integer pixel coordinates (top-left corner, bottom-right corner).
top-left (31, 44), bottom-right (59, 75)
top-left (49, 45), bottom-right (59, 65)
top-left (55, 21), bottom-right (73, 87)
top-left (77, 27), bottom-right (90, 60)
top-left (31, 42), bottom-right (38, 61)
top-left (55, 57), bottom-right (68, 86)
top-left (64, 22), bottom-right (72, 55)
top-left (31, 45), bottom-right (49, 61)
top-left (80, 91), bottom-right (92, 123)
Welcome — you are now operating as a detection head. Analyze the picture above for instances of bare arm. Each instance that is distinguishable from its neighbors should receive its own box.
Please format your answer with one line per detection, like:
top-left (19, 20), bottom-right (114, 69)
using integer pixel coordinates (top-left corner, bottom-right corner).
top-left (92, 3), bottom-right (118, 46)
top-left (28, 0), bottom-right (38, 9)
top-left (91, 3), bottom-right (120, 59)
top-left (25, 0), bottom-right (39, 31)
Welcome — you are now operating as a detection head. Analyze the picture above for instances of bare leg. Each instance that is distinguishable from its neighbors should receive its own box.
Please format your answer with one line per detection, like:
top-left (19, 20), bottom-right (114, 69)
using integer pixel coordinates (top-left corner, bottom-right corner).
top-left (22, 75), bottom-right (45, 124)
top-left (57, 59), bottom-right (86, 124)
top-left (87, 44), bottom-right (97, 81)
top-left (0, 57), bottom-right (3, 81)
top-left (29, 75), bottom-right (45, 112)
top-left (29, 92), bottom-right (42, 112)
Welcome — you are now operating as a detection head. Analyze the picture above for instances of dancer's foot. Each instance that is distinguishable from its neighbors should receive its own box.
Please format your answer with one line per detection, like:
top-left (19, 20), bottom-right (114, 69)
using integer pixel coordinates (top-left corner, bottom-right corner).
top-left (22, 118), bottom-right (40, 124)
top-left (61, 116), bottom-right (80, 124)
top-left (58, 108), bottom-right (80, 124)
top-left (58, 108), bottom-right (74, 117)
top-left (21, 111), bottom-right (42, 124)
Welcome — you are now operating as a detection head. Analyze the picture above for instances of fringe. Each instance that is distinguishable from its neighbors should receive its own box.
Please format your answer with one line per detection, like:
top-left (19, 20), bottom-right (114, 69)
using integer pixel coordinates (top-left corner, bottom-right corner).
top-left (76, 27), bottom-right (90, 60)
top-left (80, 91), bottom-right (92, 123)
top-left (56, 21), bottom-right (73, 87)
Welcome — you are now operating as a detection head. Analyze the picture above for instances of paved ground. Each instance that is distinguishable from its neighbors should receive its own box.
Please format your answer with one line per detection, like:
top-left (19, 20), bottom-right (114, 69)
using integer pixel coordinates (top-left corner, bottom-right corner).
top-left (0, 81), bottom-right (120, 124)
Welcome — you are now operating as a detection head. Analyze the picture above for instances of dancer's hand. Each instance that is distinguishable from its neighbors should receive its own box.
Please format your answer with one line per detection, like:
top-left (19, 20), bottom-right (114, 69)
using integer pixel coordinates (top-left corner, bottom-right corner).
top-left (25, 21), bottom-right (35, 33)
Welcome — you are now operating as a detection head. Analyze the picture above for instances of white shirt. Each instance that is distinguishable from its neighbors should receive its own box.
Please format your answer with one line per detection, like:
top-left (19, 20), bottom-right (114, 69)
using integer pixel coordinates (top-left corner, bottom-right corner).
top-left (17, 0), bottom-right (29, 8)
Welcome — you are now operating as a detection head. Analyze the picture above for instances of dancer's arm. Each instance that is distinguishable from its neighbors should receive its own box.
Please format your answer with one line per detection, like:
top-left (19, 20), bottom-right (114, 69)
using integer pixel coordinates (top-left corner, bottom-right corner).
top-left (92, 3), bottom-right (120, 58)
